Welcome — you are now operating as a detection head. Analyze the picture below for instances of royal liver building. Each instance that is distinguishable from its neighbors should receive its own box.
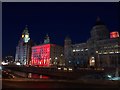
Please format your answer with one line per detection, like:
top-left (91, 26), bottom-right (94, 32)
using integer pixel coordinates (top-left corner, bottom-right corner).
top-left (15, 25), bottom-right (33, 65)
top-left (64, 17), bottom-right (120, 68)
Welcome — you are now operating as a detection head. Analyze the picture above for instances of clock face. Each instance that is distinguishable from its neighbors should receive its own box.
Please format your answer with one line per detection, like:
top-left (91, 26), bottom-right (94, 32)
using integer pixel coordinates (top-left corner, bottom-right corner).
top-left (22, 35), bottom-right (24, 38)
top-left (25, 35), bottom-right (29, 38)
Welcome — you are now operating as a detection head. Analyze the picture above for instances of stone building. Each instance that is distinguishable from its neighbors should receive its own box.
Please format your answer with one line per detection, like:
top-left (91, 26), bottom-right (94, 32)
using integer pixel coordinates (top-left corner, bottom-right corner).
top-left (64, 17), bottom-right (120, 68)
top-left (31, 34), bottom-right (65, 67)
top-left (15, 25), bottom-right (33, 65)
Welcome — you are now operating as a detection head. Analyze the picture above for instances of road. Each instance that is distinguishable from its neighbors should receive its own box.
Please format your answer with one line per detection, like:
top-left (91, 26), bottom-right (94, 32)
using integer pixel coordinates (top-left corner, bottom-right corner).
top-left (2, 65), bottom-right (120, 89)
top-left (2, 78), bottom-right (120, 89)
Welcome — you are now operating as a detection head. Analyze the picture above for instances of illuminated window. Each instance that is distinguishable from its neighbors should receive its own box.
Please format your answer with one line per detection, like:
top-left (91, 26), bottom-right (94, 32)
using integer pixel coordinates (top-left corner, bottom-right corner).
top-left (109, 51), bottom-right (114, 54)
top-left (54, 62), bottom-right (56, 64)
top-left (61, 54), bottom-right (63, 56)
top-left (31, 44), bottom-right (50, 67)
top-left (81, 49), bottom-right (84, 51)
top-left (96, 51), bottom-right (98, 53)
top-left (55, 57), bottom-right (57, 59)
top-left (76, 49), bottom-right (80, 52)
top-left (89, 57), bottom-right (95, 66)
top-left (64, 68), bottom-right (67, 71)
top-left (73, 50), bottom-right (75, 52)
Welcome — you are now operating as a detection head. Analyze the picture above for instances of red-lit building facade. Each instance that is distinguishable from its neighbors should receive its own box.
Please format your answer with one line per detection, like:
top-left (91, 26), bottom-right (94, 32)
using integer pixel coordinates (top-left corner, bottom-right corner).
top-left (30, 35), bottom-right (65, 67)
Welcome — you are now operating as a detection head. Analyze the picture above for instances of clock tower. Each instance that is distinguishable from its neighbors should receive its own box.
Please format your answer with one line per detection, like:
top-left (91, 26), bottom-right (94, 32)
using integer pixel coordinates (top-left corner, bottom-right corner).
top-left (15, 25), bottom-right (32, 65)
top-left (21, 25), bottom-right (30, 43)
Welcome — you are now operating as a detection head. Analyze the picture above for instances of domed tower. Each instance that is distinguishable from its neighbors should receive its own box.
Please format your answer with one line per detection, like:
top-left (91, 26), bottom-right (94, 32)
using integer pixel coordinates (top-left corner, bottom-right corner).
top-left (21, 25), bottom-right (30, 43)
top-left (15, 25), bottom-right (32, 65)
top-left (64, 36), bottom-right (72, 66)
top-left (44, 34), bottom-right (50, 44)
top-left (64, 36), bottom-right (71, 46)
top-left (87, 17), bottom-right (109, 68)
top-left (90, 17), bottom-right (109, 41)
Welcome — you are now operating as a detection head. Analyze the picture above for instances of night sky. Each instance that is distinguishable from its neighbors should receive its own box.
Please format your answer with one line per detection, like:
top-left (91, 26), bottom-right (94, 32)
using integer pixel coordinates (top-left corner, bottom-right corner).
top-left (2, 2), bottom-right (120, 58)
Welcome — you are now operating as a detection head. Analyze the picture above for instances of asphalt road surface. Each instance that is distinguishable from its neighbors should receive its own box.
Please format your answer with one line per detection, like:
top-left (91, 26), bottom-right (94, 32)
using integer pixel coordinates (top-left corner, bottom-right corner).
top-left (2, 79), bottom-right (120, 89)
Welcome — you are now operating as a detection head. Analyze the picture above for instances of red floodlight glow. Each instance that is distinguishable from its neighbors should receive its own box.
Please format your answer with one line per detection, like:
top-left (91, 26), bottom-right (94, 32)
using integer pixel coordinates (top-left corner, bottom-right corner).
top-left (31, 44), bottom-right (50, 67)
top-left (110, 31), bottom-right (119, 39)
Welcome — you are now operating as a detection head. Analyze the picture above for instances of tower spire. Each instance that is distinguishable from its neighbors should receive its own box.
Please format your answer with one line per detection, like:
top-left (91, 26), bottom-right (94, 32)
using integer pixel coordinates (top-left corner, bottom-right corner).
top-left (96, 16), bottom-right (100, 22)
top-left (21, 25), bottom-right (30, 43)
top-left (44, 33), bottom-right (50, 44)
top-left (95, 16), bottom-right (104, 25)
top-left (25, 25), bottom-right (28, 30)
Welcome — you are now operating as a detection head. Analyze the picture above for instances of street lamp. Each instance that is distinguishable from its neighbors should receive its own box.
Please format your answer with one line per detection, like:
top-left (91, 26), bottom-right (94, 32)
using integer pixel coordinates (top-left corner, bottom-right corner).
top-left (96, 50), bottom-right (100, 67)
top-left (115, 37), bottom-right (119, 78)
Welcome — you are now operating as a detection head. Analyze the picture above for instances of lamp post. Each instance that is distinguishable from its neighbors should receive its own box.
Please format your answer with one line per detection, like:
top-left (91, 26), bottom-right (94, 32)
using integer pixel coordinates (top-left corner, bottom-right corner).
top-left (96, 50), bottom-right (100, 67)
top-left (115, 37), bottom-right (119, 78)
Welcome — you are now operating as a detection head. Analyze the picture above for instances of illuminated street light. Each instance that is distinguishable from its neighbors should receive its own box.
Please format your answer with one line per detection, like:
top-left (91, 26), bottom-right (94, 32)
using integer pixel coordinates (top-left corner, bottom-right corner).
top-left (91, 60), bottom-right (95, 63)
top-left (16, 62), bottom-right (21, 65)
top-left (107, 75), bottom-right (112, 78)
top-left (58, 67), bottom-right (61, 70)
top-left (55, 57), bottom-right (57, 59)
top-left (68, 68), bottom-right (73, 71)
top-left (1, 61), bottom-right (8, 65)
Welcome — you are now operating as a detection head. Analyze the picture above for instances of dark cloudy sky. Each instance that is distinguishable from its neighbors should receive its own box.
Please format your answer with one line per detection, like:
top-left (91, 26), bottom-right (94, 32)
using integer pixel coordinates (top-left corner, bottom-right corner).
top-left (2, 2), bottom-right (120, 57)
